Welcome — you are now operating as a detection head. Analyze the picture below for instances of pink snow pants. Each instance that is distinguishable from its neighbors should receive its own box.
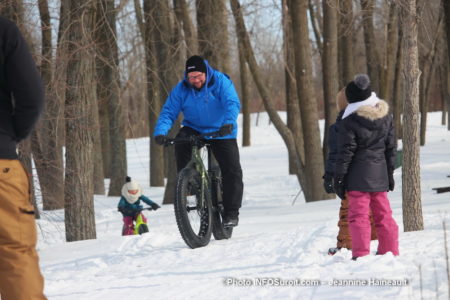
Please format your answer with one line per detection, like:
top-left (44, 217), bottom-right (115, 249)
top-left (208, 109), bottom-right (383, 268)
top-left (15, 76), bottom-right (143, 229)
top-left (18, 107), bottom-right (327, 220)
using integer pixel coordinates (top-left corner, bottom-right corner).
top-left (348, 191), bottom-right (399, 258)
top-left (122, 216), bottom-right (135, 235)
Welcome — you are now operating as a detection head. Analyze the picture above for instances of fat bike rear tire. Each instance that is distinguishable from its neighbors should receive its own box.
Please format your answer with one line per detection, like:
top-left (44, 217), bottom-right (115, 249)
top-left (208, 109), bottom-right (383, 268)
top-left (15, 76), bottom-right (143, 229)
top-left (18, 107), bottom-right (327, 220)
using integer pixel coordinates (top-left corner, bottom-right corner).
top-left (137, 224), bottom-right (149, 235)
top-left (210, 167), bottom-right (233, 240)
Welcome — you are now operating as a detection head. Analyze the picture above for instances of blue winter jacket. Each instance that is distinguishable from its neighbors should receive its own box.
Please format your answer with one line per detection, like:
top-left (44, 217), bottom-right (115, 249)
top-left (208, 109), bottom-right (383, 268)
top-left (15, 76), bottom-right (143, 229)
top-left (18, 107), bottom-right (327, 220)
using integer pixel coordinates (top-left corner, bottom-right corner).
top-left (153, 60), bottom-right (240, 139)
top-left (118, 195), bottom-right (157, 217)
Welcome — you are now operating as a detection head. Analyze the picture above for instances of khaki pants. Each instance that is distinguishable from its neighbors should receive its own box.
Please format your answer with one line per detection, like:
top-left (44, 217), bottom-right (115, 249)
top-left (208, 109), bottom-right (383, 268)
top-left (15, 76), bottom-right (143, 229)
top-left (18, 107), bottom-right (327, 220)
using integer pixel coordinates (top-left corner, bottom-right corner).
top-left (0, 160), bottom-right (46, 300)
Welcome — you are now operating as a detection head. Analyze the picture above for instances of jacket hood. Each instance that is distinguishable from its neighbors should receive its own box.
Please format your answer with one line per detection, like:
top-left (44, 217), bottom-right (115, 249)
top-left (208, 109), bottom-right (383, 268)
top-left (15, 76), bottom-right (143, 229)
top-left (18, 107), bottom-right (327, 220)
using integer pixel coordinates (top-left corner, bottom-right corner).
top-left (354, 99), bottom-right (390, 129)
top-left (356, 99), bottom-right (389, 121)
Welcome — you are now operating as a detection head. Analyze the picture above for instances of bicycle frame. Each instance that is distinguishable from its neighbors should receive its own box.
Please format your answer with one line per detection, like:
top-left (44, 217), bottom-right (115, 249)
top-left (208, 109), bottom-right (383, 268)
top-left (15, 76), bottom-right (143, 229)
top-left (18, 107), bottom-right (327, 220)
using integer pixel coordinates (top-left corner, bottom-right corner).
top-left (133, 213), bottom-right (147, 235)
top-left (184, 143), bottom-right (210, 211)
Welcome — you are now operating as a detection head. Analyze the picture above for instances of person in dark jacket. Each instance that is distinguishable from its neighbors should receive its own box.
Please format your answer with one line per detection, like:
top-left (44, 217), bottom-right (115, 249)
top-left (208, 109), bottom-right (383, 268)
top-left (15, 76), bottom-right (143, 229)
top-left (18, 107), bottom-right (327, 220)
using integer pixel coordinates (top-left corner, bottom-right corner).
top-left (324, 88), bottom-right (377, 256)
top-left (334, 74), bottom-right (399, 260)
top-left (0, 17), bottom-right (46, 299)
top-left (153, 55), bottom-right (243, 227)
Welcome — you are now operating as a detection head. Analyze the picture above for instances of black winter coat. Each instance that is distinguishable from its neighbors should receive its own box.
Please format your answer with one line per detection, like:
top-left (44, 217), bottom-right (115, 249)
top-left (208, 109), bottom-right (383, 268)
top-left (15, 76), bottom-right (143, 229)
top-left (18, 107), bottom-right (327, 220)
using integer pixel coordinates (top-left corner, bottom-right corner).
top-left (0, 17), bottom-right (44, 159)
top-left (324, 110), bottom-right (345, 176)
top-left (334, 100), bottom-right (396, 192)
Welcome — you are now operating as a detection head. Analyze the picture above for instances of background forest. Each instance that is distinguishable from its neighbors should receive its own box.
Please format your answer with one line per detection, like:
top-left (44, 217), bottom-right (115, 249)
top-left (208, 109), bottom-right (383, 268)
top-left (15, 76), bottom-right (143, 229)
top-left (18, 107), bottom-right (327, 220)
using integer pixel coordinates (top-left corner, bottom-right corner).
top-left (1, 0), bottom-right (449, 242)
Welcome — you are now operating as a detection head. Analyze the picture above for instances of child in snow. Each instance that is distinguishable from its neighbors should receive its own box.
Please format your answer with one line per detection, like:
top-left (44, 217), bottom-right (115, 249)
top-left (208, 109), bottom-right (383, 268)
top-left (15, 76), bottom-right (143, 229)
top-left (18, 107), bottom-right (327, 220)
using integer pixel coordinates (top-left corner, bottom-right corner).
top-left (323, 87), bottom-right (377, 255)
top-left (334, 74), bottom-right (399, 260)
top-left (118, 176), bottom-right (160, 235)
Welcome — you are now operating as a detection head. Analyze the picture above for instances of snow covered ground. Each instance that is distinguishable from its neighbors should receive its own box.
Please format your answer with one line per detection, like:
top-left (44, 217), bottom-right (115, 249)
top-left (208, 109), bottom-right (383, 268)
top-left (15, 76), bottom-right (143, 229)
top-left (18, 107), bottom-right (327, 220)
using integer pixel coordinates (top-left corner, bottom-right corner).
top-left (37, 112), bottom-right (450, 299)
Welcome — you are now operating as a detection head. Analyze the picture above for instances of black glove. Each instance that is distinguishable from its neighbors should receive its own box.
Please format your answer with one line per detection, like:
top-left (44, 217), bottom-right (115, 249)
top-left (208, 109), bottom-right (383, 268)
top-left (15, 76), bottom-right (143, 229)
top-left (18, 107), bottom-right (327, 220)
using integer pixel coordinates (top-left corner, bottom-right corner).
top-left (218, 124), bottom-right (233, 136)
top-left (151, 203), bottom-right (161, 211)
top-left (323, 173), bottom-right (334, 194)
top-left (333, 175), bottom-right (345, 199)
top-left (154, 135), bottom-right (167, 145)
top-left (388, 172), bottom-right (395, 191)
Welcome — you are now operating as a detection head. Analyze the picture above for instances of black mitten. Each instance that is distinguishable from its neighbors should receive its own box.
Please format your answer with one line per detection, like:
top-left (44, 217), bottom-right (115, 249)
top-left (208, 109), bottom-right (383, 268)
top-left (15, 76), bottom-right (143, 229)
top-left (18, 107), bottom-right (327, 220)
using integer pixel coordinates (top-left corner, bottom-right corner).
top-left (218, 124), bottom-right (233, 136)
top-left (333, 175), bottom-right (345, 199)
top-left (151, 203), bottom-right (161, 211)
top-left (154, 135), bottom-right (167, 145)
top-left (323, 173), bottom-right (334, 194)
top-left (388, 173), bottom-right (395, 191)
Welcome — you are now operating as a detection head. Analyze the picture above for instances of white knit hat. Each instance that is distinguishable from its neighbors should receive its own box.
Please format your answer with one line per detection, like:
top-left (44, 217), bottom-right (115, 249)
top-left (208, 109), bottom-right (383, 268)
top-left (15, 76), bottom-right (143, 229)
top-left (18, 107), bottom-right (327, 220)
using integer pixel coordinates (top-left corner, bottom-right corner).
top-left (121, 176), bottom-right (142, 204)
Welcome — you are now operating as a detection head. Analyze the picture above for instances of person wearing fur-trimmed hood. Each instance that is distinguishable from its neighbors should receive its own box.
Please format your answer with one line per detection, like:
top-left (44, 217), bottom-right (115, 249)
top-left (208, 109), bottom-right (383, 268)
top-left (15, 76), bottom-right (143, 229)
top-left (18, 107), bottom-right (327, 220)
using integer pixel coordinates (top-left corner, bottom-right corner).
top-left (118, 177), bottom-right (160, 235)
top-left (334, 74), bottom-right (399, 260)
top-left (323, 88), bottom-right (378, 256)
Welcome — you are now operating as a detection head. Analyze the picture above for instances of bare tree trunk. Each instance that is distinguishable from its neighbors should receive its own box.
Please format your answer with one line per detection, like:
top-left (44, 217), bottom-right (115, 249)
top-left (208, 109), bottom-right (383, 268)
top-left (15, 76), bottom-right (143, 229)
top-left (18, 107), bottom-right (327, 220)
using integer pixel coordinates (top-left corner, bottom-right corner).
top-left (91, 99), bottom-right (105, 195)
top-left (153, 0), bottom-right (176, 187)
top-left (37, 0), bottom-right (65, 210)
top-left (136, 1), bottom-right (166, 187)
top-left (360, 0), bottom-right (381, 93)
top-left (440, 27), bottom-right (449, 126)
top-left (238, 30), bottom-right (251, 147)
top-left (448, 66), bottom-right (450, 130)
top-left (153, 0), bottom-right (174, 100)
top-left (308, 0), bottom-right (322, 58)
top-left (146, 4), bottom-right (165, 187)
top-left (91, 0), bottom-right (107, 194)
top-left (64, 0), bottom-right (97, 242)
top-left (196, 0), bottom-right (230, 73)
top-left (419, 16), bottom-right (443, 146)
top-left (400, 0), bottom-right (424, 232)
top-left (283, 0), bottom-right (303, 174)
top-left (443, 0), bottom-right (450, 130)
top-left (131, 0), bottom-right (149, 140)
top-left (54, 0), bottom-right (69, 140)
top-left (96, 0), bottom-right (128, 196)
top-left (322, 0), bottom-right (339, 161)
top-left (230, 0), bottom-right (309, 200)
top-left (393, 25), bottom-right (404, 139)
top-left (174, 0), bottom-right (198, 55)
top-left (288, 0), bottom-right (330, 201)
top-left (441, 64), bottom-right (448, 126)
top-left (163, 2), bottom-right (184, 205)
top-left (87, 2), bottom-right (106, 196)
top-left (96, 12), bottom-right (112, 180)
top-left (339, 0), bottom-right (354, 87)
top-left (381, 2), bottom-right (398, 103)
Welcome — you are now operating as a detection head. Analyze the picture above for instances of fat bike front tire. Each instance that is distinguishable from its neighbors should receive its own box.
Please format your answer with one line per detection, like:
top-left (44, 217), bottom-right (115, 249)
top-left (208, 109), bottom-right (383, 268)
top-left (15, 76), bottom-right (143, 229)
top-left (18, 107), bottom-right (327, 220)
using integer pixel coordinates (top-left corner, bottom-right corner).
top-left (174, 167), bottom-right (212, 248)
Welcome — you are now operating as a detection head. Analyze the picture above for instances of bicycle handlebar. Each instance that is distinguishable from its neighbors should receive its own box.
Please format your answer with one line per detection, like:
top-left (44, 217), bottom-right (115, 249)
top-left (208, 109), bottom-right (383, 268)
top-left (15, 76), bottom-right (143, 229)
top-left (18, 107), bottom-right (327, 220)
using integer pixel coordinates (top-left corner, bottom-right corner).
top-left (164, 128), bottom-right (229, 146)
top-left (118, 207), bottom-right (156, 214)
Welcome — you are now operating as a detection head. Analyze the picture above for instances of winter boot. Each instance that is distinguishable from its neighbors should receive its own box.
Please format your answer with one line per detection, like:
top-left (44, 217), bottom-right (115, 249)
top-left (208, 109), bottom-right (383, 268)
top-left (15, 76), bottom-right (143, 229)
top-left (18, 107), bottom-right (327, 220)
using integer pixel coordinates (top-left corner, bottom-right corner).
top-left (223, 216), bottom-right (239, 227)
top-left (328, 247), bottom-right (342, 256)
